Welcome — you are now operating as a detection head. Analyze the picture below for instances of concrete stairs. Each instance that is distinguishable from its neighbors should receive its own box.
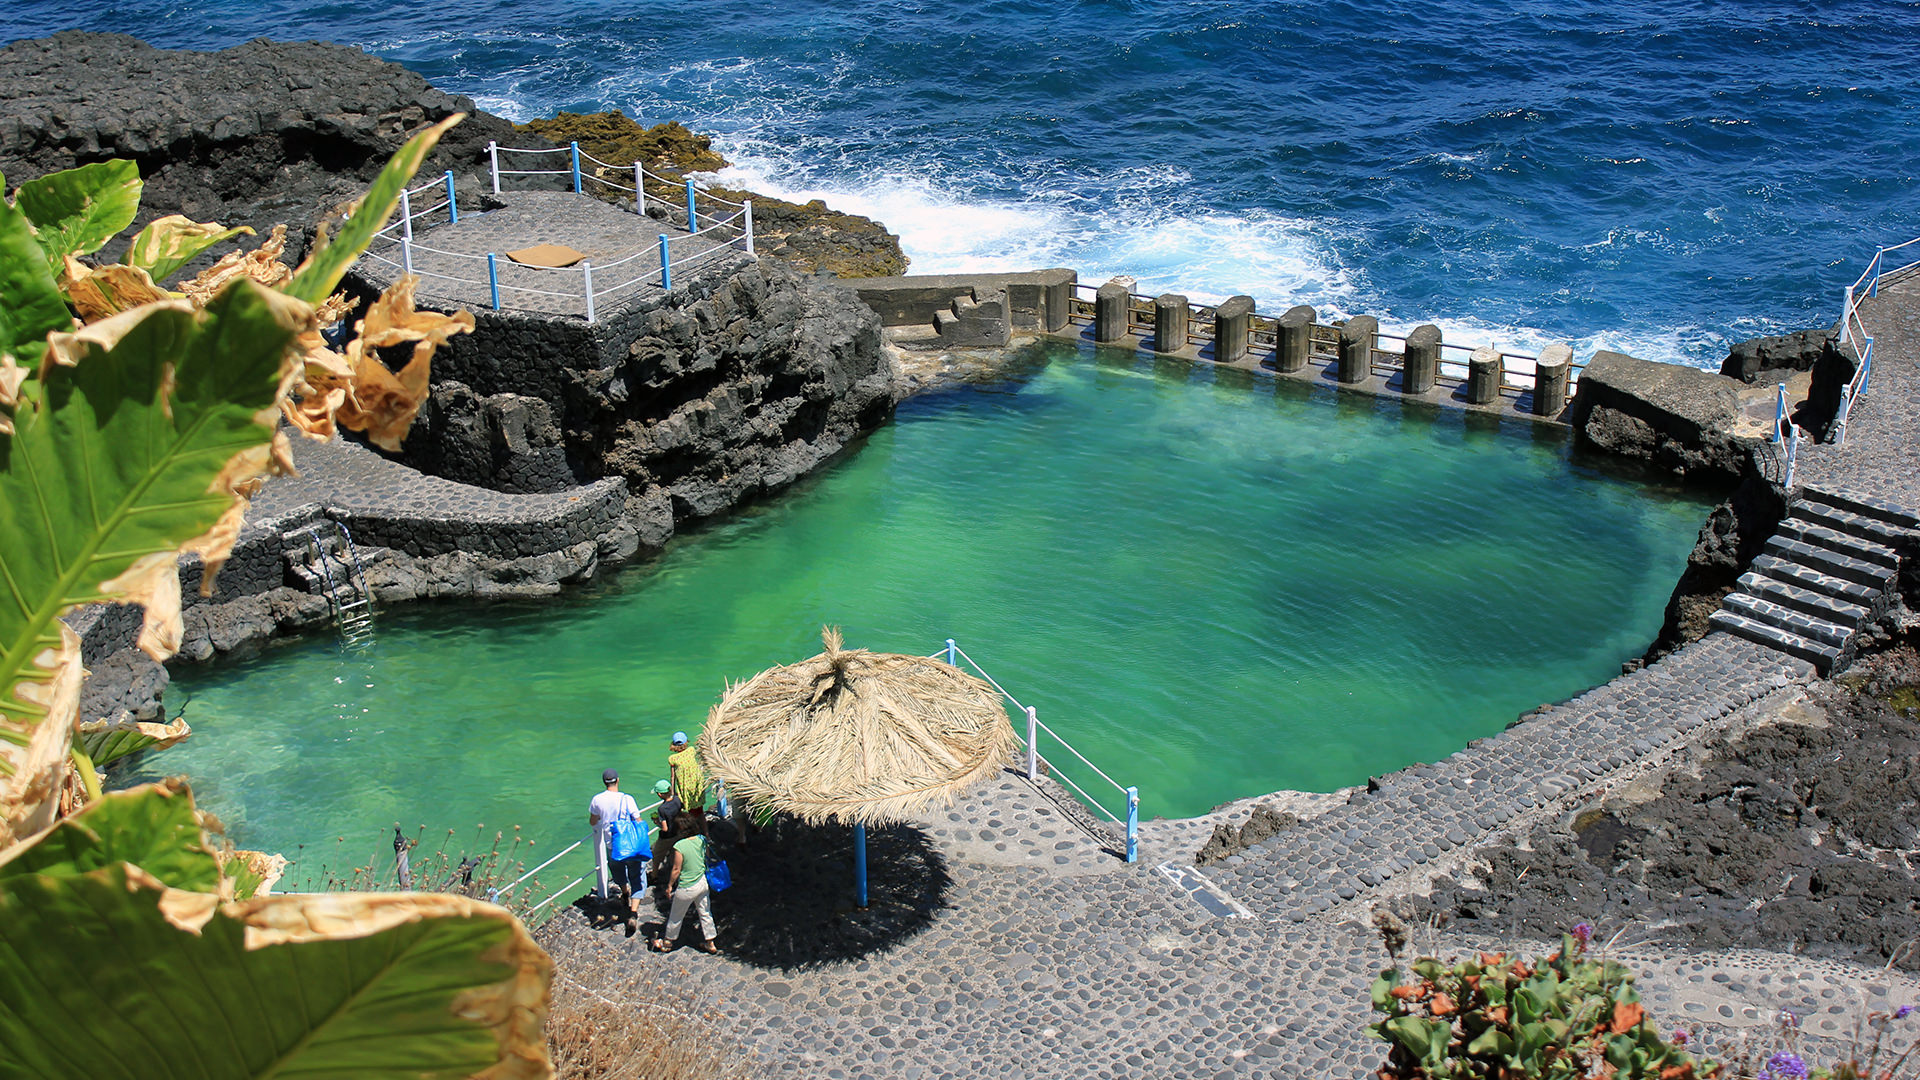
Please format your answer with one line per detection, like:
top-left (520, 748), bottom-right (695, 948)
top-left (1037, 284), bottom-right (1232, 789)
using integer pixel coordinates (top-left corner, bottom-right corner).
top-left (1708, 487), bottom-right (1917, 673)
top-left (930, 289), bottom-right (1011, 348)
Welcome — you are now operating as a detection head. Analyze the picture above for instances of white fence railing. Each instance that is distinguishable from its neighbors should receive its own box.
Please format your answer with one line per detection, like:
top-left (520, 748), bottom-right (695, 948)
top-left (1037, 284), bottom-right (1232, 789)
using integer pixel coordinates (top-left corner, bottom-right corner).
top-left (1830, 234), bottom-right (1918, 445)
top-left (939, 638), bottom-right (1140, 863)
top-left (355, 142), bottom-right (761, 322)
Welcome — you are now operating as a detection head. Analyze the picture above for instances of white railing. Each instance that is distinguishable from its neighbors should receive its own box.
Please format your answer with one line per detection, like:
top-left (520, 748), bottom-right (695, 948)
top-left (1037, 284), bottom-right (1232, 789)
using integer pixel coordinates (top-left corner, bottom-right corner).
top-left (939, 638), bottom-right (1139, 863)
top-left (494, 795), bottom-right (678, 921)
top-left (1830, 233), bottom-right (1920, 444)
top-left (354, 141), bottom-right (762, 321)
top-left (1770, 382), bottom-right (1806, 490)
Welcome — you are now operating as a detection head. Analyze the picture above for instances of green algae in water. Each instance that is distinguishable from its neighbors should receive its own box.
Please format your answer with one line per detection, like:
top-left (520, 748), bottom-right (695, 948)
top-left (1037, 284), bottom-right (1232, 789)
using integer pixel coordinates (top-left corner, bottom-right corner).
top-left (150, 341), bottom-right (1714, 872)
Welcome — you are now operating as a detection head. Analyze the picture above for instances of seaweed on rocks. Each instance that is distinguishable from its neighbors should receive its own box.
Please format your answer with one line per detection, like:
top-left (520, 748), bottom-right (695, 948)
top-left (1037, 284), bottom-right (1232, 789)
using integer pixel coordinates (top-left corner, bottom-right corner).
top-left (519, 109), bottom-right (908, 279)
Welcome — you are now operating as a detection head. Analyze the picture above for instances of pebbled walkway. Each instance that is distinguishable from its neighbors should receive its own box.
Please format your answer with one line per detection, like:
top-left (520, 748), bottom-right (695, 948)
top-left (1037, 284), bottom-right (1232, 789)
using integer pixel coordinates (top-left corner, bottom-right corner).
top-left (535, 269), bottom-right (1920, 1078)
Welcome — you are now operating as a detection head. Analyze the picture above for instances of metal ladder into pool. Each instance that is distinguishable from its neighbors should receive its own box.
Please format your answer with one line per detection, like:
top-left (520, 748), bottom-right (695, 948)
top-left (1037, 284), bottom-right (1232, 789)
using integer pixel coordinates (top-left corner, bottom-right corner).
top-left (292, 520), bottom-right (377, 650)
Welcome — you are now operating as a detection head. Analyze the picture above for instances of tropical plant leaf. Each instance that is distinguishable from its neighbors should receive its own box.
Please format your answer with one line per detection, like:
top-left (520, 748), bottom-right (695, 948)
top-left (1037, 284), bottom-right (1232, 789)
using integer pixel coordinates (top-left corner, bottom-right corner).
top-left (125, 214), bottom-right (254, 285)
top-left (14, 159), bottom-right (143, 275)
top-left (285, 114), bottom-right (463, 305)
top-left (0, 282), bottom-right (303, 837)
top-left (0, 863), bottom-right (554, 1079)
top-left (63, 258), bottom-right (173, 323)
top-left (0, 779), bottom-right (219, 890)
top-left (217, 847), bottom-right (287, 899)
top-left (76, 714), bottom-right (191, 768)
top-left (0, 171), bottom-right (73, 372)
top-left (0, 623), bottom-right (80, 846)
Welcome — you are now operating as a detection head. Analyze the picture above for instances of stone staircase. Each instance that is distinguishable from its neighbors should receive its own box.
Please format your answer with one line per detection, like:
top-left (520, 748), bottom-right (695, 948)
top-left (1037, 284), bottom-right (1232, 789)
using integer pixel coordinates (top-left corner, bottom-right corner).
top-left (1708, 487), bottom-right (1917, 673)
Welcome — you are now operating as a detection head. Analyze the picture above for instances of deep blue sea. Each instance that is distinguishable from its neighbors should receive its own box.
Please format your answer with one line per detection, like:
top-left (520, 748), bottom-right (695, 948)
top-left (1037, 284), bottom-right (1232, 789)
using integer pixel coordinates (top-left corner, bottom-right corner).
top-left (10, 1), bottom-right (1919, 365)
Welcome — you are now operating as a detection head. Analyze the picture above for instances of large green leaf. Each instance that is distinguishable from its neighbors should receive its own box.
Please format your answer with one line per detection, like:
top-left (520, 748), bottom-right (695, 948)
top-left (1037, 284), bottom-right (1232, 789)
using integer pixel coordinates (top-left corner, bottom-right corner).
top-left (286, 115), bottom-right (463, 305)
top-left (0, 863), bottom-right (553, 1079)
top-left (0, 780), bottom-right (218, 890)
top-left (0, 281), bottom-right (293, 747)
top-left (0, 171), bottom-right (73, 367)
top-left (124, 215), bottom-right (253, 285)
top-left (77, 714), bottom-right (191, 769)
top-left (15, 160), bottom-right (143, 275)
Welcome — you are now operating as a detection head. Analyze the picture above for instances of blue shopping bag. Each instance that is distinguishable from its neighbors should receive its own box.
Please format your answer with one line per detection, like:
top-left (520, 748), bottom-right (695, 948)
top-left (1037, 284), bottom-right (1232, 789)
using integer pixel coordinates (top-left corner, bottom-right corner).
top-left (609, 816), bottom-right (648, 861)
top-left (706, 857), bottom-right (731, 892)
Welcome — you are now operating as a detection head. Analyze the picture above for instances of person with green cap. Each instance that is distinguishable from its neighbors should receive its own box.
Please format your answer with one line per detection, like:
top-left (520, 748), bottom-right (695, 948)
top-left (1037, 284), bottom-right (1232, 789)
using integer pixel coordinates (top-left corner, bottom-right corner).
top-left (668, 731), bottom-right (707, 809)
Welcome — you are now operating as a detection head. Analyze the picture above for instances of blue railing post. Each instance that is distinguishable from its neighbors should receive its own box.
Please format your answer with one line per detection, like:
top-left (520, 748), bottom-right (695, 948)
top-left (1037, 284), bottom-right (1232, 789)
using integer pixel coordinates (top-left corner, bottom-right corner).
top-left (1862, 340), bottom-right (1874, 394)
top-left (486, 253), bottom-right (500, 311)
top-left (658, 234), bottom-right (671, 290)
top-left (1125, 787), bottom-right (1139, 864)
top-left (445, 170), bottom-right (458, 223)
top-left (570, 142), bottom-right (582, 193)
top-left (853, 822), bottom-right (868, 908)
top-left (1870, 251), bottom-right (1882, 296)
top-left (685, 178), bottom-right (698, 230)
top-left (945, 638), bottom-right (956, 666)
top-left (1025, 706), bottom-right (1039, 781)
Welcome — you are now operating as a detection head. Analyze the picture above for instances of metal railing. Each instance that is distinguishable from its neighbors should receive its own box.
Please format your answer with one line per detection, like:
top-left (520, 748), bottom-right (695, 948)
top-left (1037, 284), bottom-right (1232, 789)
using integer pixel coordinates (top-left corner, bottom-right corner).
top-left (1768, 381), bottom-right (1806, 490)
top-left (1829, 234), bottom-right (1916, 446)
top-left (489, 795), bottom-right (673, 921)
top-left (354, 142), bottom-right (760, 322)
top-left (940, 638), bottom-right (1140, 863)
top-left (1065, 283), bottom-right (1582, 401)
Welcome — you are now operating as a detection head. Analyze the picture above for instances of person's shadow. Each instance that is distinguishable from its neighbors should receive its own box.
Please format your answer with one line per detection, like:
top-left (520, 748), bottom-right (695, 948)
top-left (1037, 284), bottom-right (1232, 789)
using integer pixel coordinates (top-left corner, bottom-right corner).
top-left (648, 815), bottom-right (953, 970)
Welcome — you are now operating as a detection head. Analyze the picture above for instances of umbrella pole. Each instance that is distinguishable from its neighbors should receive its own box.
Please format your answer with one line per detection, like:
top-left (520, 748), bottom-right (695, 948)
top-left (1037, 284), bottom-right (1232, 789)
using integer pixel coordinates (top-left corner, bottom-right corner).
top-left (854, 823), bottom-right (868, 908)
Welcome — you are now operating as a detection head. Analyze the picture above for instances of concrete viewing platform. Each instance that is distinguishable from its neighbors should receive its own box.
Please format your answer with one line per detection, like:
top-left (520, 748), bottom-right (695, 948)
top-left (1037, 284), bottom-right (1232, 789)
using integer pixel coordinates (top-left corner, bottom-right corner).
top-left (356, 190), bottom-right (749, 320)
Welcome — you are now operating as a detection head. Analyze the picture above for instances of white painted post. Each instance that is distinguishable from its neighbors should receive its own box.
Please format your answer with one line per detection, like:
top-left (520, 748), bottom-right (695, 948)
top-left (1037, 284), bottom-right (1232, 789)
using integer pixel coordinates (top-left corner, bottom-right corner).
top-left (489, 140), bottom-right (501, 194)
top-left (744, 200), bottom-right (756, 257)
top-left (399, 189), bottom-right (414, 244)
top-left (1025, 706), bottom-right (1039, 781)
top-left (400, 237), bottom-right (414, 277)
top-left (583, 262), bottom-right (596, 324)
top-left (634, 161), bottom-right (645, 215)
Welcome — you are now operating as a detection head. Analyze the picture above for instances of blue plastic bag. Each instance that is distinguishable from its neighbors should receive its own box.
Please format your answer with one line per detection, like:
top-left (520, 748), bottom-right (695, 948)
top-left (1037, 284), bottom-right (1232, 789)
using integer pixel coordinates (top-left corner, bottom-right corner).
top-left (706, 858), bottom-right (732, 892)
top-left (609, 816), bottom-right (648, 862)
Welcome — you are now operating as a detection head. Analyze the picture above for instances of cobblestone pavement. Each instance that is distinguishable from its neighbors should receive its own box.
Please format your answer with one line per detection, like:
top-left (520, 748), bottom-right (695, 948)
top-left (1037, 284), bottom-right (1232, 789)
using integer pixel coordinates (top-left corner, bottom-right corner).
top-left (1797, 267), bottom-right (1920, 504)
top-left (356, 191), bottom-right (746, 320)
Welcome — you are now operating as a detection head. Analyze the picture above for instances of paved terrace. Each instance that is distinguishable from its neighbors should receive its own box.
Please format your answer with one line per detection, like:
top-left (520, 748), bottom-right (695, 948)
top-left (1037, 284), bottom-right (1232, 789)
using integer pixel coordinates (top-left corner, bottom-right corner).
top-left (537, 274), bottom-right (1920, 1079)
top-left (356, 190), bottom-right (747, 320)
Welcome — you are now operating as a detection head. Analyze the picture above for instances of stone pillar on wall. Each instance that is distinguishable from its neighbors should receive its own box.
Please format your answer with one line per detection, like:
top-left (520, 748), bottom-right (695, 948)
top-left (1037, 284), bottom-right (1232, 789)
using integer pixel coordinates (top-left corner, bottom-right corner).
top-left (1154, 294), bottom-right (1190, 354)
top-left (1276, 305), bottom-right (1315, 373)
top-left (1337, 316), bottom-right (1378, 384)
top-left (1044, 272), bottom-right (1074, 333)
top-left (1402, 324), bottom-right (1441, 394)
top-left (1467, 346), bottom-right (1503, 404)
top-left (1533, 343), bottom-right (1572, 416)
top-left (1094, 282), bottom-right (1130, 343)
top-left (1214, 295), bottom-right (1254, 363)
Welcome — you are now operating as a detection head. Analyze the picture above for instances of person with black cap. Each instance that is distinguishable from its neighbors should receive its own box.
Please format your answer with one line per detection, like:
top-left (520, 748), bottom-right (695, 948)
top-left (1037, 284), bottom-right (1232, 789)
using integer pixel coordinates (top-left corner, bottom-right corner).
top-left (588, 767), bottom-right (643, 932)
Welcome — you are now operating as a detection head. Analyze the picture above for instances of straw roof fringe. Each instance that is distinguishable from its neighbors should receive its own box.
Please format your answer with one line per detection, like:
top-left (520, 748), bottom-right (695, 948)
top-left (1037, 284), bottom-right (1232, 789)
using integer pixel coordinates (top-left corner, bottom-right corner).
top-left (698, 627), bottom-right (1017, 827)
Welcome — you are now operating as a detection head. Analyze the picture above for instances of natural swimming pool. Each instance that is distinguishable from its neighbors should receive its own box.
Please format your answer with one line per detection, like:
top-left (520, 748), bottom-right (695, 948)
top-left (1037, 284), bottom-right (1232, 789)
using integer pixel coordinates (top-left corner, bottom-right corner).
top-left (148, 340), bottom-right (1714, 877)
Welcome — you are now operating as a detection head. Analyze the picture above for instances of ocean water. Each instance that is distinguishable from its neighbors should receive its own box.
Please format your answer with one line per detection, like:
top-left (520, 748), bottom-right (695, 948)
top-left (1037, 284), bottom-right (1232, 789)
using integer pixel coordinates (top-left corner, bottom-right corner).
top-left (12, 0), bottom-right (1920, 368)
top-left (152, 343), bottom-right (1710, 865)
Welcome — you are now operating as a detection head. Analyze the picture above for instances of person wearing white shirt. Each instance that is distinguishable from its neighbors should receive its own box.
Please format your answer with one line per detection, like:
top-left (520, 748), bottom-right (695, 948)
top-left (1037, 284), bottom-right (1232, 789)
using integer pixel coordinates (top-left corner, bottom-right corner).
top-left (588, 767), bottom-right (643, 931)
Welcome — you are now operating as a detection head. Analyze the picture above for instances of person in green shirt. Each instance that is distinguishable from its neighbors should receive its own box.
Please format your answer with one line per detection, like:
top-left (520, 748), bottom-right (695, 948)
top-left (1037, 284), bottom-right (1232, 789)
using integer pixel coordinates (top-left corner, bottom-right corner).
top-left (652, 811), bottom-right (717, 953)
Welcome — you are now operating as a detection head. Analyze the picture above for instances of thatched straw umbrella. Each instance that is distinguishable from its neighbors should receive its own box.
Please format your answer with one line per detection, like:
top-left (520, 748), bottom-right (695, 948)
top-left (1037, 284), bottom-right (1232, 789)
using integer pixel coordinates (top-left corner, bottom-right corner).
top-left (698, 627), bottom-right (1016, 905)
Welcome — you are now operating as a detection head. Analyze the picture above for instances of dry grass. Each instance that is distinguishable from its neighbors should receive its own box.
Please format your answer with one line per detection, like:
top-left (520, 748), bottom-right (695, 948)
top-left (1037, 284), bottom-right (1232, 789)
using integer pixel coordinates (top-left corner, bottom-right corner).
top-left (546, 971), bottom-right (753, 1080)
top-left (699, 626), bottom-right (1017, 826)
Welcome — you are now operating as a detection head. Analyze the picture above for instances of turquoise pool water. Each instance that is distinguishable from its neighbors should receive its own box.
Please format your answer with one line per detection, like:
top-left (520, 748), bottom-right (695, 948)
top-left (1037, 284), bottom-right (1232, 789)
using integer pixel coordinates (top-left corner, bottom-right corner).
top-left (149, 341), bottom-right (1712, 876)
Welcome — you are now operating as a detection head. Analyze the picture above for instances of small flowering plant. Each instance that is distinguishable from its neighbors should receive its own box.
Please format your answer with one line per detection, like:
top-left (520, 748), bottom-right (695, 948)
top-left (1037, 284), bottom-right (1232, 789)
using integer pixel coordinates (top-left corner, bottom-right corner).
top-left (1738, 1004), bottom-right (1920, 1080)
top-left (1367, 922), bottom-right (1718, 1079)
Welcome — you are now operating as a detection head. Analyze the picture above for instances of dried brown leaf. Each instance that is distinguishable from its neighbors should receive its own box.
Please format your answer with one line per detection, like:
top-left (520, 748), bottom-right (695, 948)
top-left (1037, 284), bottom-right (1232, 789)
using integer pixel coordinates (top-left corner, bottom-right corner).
top-left (0, 624), bottom-right (83, 847)
top-left (97, 552), bottom-right (182, 660)
top-left (63, 258), bottom-right (173, 323)
top-left (178, 224), bottom-right (292, 307)
top-left (334, 276), bottom-right (473, 450)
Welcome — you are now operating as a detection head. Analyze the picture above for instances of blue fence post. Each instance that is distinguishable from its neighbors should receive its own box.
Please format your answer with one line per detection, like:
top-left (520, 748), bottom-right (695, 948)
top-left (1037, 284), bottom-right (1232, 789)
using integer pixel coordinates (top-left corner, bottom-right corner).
top-left (445, 170), bottom-right (458, 224)
top-left (945, 638), bottom-right (956, 666)
top-left (853, 822), bottom-right (868, 908)
top-left (486, 253), bottom-right (500, 311)
top-left (658, 234), bottom-right (671, 290)
top-left (1870, 251), bottom-right (1882, 296)
top-left (1125, 786), bottom-right (1139, 864)
top-left (570, 142), bottom-right (582, 194)
top-left (685, 178), bottom-right (698, 230)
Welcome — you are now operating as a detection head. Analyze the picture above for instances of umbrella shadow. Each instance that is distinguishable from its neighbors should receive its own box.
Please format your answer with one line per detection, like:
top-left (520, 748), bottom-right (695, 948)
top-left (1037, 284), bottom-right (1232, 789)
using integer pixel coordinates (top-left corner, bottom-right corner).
top-left (697, 815), bottom-right (954, 970)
